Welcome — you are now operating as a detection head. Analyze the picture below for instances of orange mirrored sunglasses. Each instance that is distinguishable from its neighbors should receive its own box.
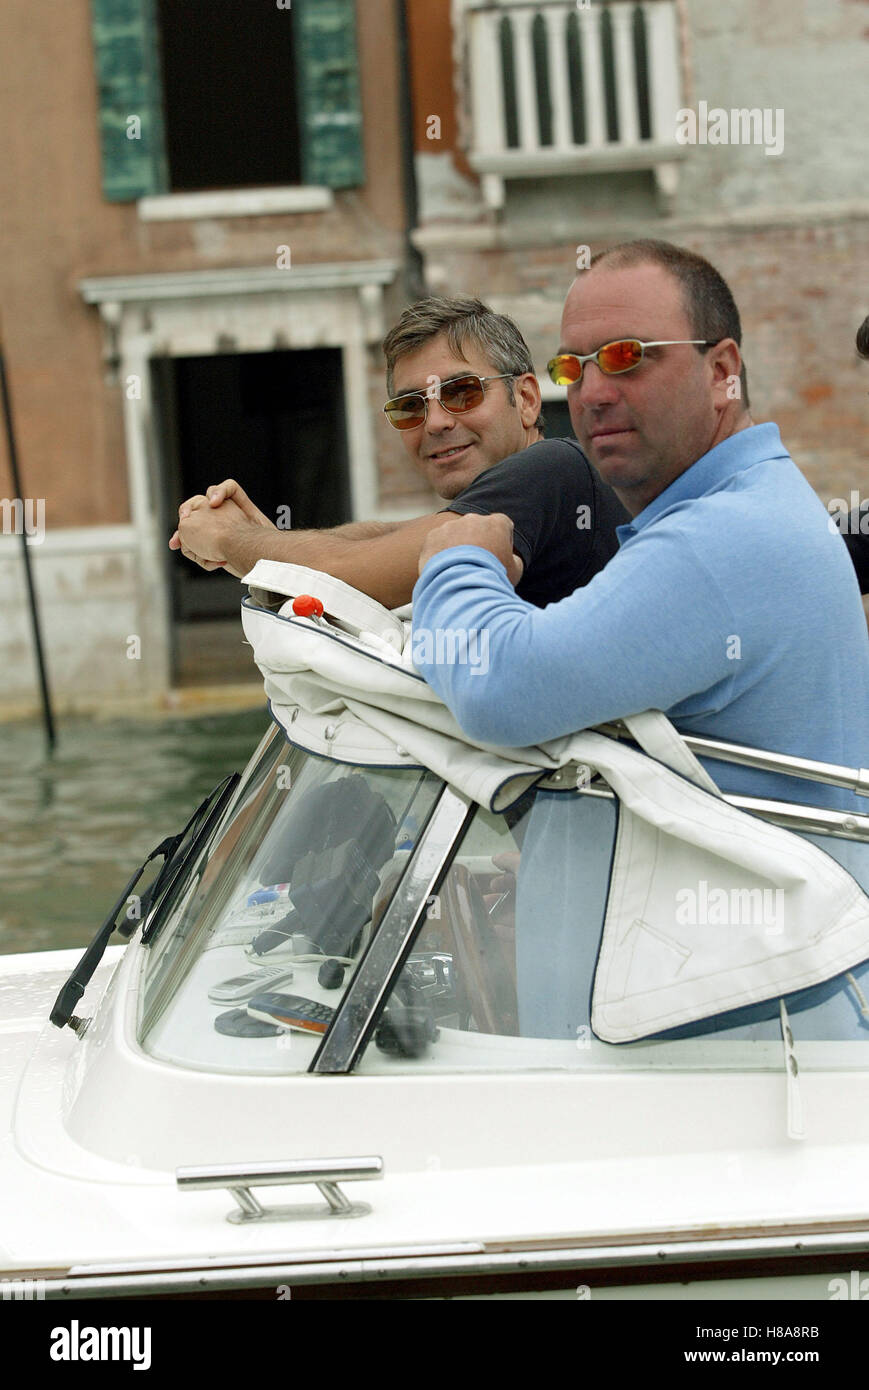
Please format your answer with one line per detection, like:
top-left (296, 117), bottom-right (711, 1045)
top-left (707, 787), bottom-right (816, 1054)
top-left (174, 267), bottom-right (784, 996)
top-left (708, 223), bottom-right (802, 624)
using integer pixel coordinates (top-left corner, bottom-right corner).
top-left (547, 339), bottom-right (716, 386)
top-left (383, 373), bottom-right (515, 431)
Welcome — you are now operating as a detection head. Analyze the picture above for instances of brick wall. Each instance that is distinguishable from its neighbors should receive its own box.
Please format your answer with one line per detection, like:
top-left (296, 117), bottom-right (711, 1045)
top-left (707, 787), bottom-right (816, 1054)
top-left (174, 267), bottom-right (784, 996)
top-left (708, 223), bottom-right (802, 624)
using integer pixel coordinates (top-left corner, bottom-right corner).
top-left (418, 216), bottom-right (869, 508)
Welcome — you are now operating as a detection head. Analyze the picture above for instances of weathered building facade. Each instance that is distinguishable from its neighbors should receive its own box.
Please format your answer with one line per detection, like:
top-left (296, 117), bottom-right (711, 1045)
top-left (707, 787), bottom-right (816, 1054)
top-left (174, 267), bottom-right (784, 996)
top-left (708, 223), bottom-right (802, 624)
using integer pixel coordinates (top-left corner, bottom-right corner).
top-left (1, 0), bottom-right (867, 715)
top-left (405, 0), bottom-right (869, 556)
top-left (0, 0), bottom-right (424, 713)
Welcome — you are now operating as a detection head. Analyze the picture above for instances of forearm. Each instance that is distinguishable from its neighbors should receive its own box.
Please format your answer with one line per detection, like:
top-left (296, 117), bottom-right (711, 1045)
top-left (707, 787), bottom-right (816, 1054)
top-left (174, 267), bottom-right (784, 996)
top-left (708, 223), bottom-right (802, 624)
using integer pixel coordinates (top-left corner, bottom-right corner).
top-left (225, 513), bottom-right (449, 609)
top-left (412, 549), bottom-right (558, 744)
top-left (224, 523), bottom-right (373, 578)
top-left (225, 520), bottom-right (405, 573)
top-left (330, 519), bottom-right (404, 540)
top-left (412, 546), bottom-right (731, 746)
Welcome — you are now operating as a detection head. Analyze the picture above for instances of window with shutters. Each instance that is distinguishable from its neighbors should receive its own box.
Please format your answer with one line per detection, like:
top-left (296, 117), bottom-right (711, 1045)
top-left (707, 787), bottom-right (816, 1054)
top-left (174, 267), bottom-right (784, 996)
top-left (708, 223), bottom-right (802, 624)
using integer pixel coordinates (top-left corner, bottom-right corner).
top-left (90, 0), bottom-right (365, 203)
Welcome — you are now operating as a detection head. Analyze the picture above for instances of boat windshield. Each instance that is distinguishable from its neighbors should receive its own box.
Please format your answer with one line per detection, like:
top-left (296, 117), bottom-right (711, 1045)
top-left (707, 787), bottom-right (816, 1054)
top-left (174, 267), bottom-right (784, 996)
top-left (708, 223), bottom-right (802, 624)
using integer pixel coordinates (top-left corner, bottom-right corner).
top-left (137, 726), bottom-right (442, 1073)
top-left (354, 785), bottom-right (869, 1074)
top-left (137, 723), bottom-right (869, 1077)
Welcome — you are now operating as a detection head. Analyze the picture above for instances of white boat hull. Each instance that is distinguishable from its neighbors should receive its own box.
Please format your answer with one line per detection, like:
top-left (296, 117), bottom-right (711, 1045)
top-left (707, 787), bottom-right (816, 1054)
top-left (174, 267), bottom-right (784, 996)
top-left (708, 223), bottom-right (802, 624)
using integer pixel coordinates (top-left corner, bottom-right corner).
top-left (3, 947), bottom-right (869, 1300)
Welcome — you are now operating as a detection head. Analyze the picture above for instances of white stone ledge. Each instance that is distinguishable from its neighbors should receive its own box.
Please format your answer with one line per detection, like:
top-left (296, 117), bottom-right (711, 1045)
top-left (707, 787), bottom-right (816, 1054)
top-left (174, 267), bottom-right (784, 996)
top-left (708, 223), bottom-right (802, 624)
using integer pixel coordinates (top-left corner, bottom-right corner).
top-left (412, 197), bottom-right (869, 253)
top-left (137, 186), bottom-right (334, 222)
top-left (79, 262), bottom-right (400, 304)
top-left (469, 143), bottom-right (687, 179)
top-left (0, 525), bottom-right (138, 556)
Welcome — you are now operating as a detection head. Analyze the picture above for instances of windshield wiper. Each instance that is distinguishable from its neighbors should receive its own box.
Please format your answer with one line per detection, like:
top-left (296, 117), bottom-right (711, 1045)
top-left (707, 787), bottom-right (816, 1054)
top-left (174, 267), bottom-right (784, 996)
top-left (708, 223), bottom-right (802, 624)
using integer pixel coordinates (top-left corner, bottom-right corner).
top-left (50, 774), bottom-right (239, 1033)
top-left (140, 772), bottom-right (240, 947)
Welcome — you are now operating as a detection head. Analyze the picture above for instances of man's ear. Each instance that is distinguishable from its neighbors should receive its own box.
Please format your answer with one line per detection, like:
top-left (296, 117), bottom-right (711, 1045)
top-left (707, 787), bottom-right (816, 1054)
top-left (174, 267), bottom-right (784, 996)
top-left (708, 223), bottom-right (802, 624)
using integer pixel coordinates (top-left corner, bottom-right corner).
top-left (514, 371), bottom-right (543, 430)
top-left (708, 338), bottom-right (744, 409)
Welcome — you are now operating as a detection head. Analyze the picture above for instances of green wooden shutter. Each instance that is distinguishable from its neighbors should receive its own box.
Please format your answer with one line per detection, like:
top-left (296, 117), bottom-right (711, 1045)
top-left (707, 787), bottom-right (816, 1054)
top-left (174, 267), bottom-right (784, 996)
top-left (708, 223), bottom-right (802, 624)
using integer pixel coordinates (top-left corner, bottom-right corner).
top-left (90, 0), bottom-right (168, 201)
top-left (294, 0), bottom-right (365, 190)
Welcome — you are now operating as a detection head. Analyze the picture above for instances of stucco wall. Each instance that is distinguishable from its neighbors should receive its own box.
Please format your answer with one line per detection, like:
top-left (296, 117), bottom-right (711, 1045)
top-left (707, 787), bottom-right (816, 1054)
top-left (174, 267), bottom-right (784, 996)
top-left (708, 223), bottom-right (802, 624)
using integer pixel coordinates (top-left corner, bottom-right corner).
top-left (0, 0), bottom-right (421, 712)
top-left (0, 0), bottom-right (410, 526)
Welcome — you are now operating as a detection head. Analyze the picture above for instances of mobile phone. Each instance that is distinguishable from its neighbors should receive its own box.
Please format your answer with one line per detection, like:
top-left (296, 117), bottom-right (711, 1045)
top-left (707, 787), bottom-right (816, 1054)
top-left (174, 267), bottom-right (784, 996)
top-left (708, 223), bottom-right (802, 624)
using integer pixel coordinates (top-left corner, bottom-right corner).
top-left (246, 991), bottom-right (335, 1035)
top-left (208, 966), bottom-right (294, 1004)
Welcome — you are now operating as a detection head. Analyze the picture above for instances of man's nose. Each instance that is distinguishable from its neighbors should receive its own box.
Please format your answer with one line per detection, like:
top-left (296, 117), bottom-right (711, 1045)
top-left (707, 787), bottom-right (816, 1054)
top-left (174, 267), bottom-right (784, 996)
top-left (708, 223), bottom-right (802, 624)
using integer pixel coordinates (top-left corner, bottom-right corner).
top-left (570, 361), bottom-right (623, 411)
top-left (423, 396), bottom-right (457, 431)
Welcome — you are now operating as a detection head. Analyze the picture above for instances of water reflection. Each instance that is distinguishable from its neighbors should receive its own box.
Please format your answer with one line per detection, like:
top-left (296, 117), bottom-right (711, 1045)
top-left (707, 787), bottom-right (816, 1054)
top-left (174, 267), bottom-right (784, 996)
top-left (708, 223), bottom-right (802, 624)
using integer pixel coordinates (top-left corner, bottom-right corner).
top-left (0, 709), bottom-right (269, 955)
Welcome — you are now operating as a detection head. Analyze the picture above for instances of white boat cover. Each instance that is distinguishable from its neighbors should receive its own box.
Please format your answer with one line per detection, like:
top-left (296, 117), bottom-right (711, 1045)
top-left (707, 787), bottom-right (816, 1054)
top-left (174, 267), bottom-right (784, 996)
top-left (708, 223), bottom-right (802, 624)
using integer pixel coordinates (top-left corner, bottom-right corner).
top-left (241, 561), bottom-right (869, 1043)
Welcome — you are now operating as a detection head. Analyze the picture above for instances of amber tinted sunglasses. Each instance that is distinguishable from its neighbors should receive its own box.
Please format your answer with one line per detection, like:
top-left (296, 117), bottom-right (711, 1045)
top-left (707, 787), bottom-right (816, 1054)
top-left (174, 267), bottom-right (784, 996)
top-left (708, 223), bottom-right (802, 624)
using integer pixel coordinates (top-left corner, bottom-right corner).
top-left (382, 373), bottom-right (516, 431)
top-left (547, 339), bottom-right (716, 386)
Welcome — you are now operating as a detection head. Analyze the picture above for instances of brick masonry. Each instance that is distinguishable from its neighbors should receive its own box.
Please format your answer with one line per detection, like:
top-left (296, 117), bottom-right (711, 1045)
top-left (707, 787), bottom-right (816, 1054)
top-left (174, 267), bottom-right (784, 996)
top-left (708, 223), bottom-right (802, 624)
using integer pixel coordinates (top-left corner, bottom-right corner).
top-left (418, 217), bottom-right (869, 508)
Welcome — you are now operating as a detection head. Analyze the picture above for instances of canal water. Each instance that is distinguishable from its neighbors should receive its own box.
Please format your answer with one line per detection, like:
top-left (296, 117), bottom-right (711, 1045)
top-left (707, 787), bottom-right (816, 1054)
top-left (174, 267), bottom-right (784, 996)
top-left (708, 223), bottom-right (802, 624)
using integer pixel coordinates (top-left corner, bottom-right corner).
top-left (0, 708), bottom-right (270, 956)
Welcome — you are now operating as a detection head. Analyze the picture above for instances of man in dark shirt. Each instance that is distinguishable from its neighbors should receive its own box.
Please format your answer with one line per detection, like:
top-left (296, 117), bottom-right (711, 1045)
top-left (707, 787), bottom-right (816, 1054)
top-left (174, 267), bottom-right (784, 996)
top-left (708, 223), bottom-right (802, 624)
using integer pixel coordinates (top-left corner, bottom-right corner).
top-left (443, 437), bottom-right (622, 608)
top-left (840, 314), bottom-right (869, 594)
top-left (170, 296), bottom-right (628, 608)
top-left (843, 506), bottom-right (869, 593)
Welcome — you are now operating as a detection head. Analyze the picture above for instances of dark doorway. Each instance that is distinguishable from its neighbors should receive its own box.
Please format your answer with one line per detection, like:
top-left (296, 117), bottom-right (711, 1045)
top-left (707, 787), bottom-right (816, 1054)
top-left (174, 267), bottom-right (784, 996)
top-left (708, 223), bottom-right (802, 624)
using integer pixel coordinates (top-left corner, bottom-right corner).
top-left (155, 0), bottom-right (302, 191)
top-left (153, 347), bottom-right (351, 683)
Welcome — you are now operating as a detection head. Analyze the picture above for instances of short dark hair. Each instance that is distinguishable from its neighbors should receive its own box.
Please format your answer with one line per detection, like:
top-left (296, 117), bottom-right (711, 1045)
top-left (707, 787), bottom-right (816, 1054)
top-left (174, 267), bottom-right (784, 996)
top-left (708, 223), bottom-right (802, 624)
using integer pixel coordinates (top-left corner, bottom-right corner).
top-left (857, 315), bottom-right (869, 359)
top-left (589, 239), bottom-right (749, 408)
top-left (382, 295), bottom-right (545, 431)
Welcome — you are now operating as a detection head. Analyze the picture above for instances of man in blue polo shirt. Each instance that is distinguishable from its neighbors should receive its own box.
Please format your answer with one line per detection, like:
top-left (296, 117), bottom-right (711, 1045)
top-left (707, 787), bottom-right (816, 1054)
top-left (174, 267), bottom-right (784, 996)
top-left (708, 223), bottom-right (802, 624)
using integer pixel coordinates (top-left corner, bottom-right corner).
top-left (413, 239), bottom-right (869, 811)
top-left (413, 239), bottom-right (869, 1041)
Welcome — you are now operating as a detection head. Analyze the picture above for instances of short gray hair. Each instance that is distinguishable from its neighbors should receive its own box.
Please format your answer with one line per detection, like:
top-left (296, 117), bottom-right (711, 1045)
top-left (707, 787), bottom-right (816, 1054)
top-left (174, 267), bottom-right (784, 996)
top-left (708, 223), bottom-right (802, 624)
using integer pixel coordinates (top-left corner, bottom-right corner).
top-left (382, 295), bottom-right (545, 431)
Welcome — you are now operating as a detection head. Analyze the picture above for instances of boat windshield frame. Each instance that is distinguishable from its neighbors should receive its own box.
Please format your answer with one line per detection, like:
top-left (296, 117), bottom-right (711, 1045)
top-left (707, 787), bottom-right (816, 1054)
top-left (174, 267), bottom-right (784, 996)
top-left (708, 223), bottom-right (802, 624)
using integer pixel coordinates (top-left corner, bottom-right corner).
top-left (309, 785), bottom-right (475, 1072)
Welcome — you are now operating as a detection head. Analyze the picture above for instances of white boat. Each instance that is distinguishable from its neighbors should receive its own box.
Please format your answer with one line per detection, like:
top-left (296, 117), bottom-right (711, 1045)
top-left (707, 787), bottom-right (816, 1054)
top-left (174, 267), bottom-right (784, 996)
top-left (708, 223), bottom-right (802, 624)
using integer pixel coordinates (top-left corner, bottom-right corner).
top-left (3, 562), bottom-right (869, 1301)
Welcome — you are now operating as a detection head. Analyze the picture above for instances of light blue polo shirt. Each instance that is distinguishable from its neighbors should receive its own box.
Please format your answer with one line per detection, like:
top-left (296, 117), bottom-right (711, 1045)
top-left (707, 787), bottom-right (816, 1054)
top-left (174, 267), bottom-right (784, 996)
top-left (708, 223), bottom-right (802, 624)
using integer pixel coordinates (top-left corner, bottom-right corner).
top-left (413, 422), bottom-right (869, 810)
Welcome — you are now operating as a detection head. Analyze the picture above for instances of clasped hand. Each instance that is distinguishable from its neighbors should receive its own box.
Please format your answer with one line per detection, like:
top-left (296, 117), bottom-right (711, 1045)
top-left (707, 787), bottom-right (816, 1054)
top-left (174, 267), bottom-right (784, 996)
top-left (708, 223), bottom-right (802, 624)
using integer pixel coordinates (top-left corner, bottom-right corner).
top-left (168, 479), bottom-right (274, 577)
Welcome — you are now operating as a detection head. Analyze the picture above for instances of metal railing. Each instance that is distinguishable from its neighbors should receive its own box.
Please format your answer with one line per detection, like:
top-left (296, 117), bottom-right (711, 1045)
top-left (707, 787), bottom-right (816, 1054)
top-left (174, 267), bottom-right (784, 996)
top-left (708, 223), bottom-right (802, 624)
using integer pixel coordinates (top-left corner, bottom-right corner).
top-left (595, 721), bottom-right (869, 802)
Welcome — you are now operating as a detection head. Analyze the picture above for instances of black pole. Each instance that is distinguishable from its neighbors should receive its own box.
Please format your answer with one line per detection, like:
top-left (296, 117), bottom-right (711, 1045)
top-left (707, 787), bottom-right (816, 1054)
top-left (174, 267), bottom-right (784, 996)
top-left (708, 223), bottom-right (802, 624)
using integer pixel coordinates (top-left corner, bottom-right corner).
top-left (0, 343), bottom-right (56, 751)
top-left (395, 0), bottom-right (426, 301)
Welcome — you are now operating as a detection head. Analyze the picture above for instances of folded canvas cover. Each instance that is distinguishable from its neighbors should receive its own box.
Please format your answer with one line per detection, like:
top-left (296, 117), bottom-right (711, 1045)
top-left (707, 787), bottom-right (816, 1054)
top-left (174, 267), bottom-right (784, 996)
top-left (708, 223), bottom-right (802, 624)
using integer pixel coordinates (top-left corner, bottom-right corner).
top-left (240, 561), bottom-right (869, 1043)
